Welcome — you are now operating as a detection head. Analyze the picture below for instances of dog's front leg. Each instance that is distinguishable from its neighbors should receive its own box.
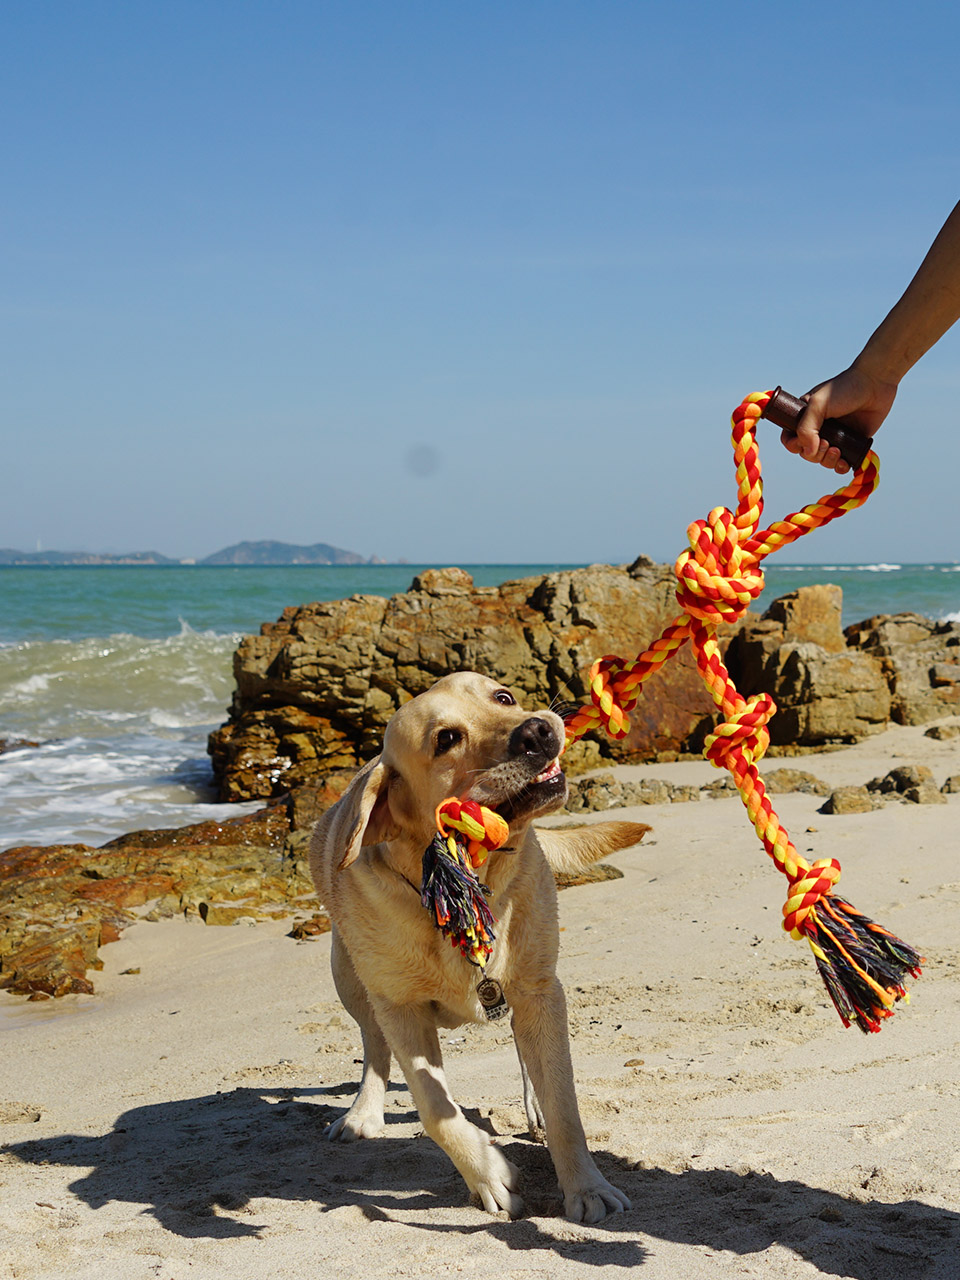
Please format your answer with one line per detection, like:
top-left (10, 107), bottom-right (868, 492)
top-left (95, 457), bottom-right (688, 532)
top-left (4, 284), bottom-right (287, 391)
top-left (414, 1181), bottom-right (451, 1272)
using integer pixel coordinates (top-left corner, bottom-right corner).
top-left (372, 996), bottom-right (523, 1217)
top-left (325, 930), bottom-right (392, 1141)
top-left (510, 978), bottom-right (630, 1224)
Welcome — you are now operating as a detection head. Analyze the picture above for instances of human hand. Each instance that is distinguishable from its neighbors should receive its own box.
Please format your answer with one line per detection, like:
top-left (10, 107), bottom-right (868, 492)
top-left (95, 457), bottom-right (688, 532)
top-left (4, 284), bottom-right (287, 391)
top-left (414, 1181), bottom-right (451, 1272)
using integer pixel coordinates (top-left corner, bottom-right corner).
top-left (780, 363), bottom-right (898, 475)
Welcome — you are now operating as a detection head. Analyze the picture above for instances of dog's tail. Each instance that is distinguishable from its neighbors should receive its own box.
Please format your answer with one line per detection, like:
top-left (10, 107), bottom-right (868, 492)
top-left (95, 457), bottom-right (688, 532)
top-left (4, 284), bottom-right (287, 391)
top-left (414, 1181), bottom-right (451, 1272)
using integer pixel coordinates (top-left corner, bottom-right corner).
top-left (535, 821), bottom-right (650, 876)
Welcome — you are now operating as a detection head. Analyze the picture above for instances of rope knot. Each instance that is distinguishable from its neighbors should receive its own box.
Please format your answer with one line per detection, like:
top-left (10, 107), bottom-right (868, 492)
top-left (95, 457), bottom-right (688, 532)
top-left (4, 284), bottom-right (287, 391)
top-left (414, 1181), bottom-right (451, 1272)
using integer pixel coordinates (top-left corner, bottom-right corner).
top-left (674, 506), bottom-right (764, 626)
top-left (436, 799), bottom-right (509, 868)
top-left (586, 655), bottom-right (636, 740)
top-left (782, 858), bottom-right (842, 938)
top-left (703, 693), bottom-right (775, 770)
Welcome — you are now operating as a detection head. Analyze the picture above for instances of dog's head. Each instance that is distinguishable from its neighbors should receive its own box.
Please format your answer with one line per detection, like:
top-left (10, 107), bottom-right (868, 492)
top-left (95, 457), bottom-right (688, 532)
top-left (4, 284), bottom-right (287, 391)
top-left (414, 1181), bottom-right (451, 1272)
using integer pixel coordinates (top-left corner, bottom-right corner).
top-left (335, 672), bottom-right (568, 869)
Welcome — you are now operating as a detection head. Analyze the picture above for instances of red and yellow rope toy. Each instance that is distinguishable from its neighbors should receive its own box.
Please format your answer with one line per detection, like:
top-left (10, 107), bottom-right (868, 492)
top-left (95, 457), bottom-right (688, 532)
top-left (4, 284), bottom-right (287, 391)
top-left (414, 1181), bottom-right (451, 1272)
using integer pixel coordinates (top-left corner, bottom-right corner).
top-left (421, 799), bottom-right (509, 967)
top-left (419, 392), bottom-right (922, 1028)
top-left (560, 391), bottom-right (922, 1033)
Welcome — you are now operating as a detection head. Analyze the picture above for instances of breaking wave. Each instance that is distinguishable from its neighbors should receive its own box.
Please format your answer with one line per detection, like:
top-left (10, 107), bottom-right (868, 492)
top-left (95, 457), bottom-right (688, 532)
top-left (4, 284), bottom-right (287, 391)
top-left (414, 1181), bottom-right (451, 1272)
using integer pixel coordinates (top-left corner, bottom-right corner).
top-left (0, 621), bottom-right (238, 742)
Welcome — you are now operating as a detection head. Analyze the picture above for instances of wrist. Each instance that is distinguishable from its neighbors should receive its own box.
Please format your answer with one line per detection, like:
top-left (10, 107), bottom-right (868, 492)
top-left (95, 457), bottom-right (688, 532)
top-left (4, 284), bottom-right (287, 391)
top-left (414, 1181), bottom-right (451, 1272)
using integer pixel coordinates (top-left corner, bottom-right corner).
top-left (849, 345), bottom-right (905, 394)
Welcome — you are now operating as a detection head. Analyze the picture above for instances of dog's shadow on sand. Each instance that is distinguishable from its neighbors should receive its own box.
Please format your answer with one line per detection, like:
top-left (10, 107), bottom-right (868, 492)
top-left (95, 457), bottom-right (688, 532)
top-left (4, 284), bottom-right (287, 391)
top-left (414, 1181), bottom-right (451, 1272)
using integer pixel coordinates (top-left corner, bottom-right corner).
top-left (6, 1083), bottom-right (959, 1276)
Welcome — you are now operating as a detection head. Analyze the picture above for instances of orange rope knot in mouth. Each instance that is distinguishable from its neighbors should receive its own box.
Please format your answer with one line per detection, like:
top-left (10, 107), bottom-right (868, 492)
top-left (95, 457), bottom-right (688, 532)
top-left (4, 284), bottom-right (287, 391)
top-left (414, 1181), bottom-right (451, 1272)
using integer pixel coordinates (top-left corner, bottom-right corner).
top-left (435, 798), bottom-right (509, 869)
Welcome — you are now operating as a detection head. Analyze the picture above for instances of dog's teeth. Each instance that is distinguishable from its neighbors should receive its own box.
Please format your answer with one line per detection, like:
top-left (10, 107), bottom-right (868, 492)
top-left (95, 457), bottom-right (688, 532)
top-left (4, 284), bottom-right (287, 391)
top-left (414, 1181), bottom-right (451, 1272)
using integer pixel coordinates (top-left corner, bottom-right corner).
top-left (535, 758), bottom-right (561, 783)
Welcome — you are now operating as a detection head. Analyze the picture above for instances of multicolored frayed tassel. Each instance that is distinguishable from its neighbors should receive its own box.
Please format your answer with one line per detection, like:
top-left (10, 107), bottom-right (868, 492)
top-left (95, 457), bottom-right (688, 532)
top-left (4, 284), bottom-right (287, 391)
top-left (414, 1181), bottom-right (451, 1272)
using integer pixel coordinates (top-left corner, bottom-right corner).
top-left (805, 895), bottom-right (923, 1034)
top-left (420, 800), bottom-right (509, 967)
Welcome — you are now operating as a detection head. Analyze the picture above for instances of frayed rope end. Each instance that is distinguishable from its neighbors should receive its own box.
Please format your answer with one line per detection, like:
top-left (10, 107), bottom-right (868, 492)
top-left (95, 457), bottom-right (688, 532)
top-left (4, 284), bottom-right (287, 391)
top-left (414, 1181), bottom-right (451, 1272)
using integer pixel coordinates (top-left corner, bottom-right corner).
top-left (421, 832), bottom-right (496, 968)
top-left (806, 896), bottom-right (923, 1033)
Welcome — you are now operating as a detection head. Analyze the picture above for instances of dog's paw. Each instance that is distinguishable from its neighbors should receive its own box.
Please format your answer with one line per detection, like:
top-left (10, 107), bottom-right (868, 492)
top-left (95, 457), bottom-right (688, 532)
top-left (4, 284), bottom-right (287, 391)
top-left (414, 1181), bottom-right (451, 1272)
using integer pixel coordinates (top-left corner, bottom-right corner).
top-left (467, 1145), bottom-right (523, 1218)
top-left (563, 1174), bottom-right (631, 1224)
top-left (323, 1108), bottom-right (384, 1142)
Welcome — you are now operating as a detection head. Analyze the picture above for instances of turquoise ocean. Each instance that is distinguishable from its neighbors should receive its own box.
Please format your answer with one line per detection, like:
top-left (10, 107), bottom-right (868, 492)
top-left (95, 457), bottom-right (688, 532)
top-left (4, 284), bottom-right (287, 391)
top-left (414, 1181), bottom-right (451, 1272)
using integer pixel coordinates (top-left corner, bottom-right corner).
top-left (2, 562), bottom-right (958, 852)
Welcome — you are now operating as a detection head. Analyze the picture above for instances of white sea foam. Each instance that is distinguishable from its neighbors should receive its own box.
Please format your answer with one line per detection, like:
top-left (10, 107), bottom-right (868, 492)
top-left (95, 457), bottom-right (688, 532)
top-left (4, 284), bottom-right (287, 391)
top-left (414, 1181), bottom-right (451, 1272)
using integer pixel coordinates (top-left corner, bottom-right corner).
top-left (0, 629), bottom-right (238, 740)
top-left (0, 628), bottom-right (250, 848)
top-left (0, 732), bottom-right (261, 850)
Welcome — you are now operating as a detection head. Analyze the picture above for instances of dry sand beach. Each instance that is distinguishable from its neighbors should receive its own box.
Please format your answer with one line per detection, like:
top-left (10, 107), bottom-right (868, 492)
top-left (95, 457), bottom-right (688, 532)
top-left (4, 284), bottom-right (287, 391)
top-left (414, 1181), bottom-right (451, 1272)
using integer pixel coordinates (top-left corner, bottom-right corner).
top-left (3, 720), bottom-right (960, 1280)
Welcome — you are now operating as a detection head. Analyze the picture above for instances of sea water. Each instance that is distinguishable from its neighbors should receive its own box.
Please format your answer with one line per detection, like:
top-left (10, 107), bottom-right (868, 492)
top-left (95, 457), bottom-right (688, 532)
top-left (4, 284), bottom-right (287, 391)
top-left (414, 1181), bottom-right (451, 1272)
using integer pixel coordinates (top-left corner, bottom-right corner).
top-left (1, 562), bottom-right (957, 851)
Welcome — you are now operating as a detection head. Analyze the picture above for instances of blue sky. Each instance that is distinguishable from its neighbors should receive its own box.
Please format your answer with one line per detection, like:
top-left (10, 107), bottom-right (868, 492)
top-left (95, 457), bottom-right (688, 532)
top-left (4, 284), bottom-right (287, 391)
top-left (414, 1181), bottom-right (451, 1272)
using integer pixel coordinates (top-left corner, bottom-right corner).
top-left (3, 1), bottom-right (958, 564)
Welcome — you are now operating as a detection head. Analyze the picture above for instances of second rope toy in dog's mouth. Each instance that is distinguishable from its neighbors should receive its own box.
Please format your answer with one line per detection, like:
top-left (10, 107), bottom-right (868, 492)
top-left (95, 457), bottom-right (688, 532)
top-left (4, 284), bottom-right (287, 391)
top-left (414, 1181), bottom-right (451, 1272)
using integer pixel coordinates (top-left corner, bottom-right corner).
top-left (420, 799), bottom-right (509, 969)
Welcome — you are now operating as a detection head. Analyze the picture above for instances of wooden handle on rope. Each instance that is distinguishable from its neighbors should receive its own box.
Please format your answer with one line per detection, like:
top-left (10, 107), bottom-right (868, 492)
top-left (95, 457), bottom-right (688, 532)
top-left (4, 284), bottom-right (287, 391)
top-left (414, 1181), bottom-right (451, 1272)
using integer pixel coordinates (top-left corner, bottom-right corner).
top-left (760, 385), bottom-right (873, 471)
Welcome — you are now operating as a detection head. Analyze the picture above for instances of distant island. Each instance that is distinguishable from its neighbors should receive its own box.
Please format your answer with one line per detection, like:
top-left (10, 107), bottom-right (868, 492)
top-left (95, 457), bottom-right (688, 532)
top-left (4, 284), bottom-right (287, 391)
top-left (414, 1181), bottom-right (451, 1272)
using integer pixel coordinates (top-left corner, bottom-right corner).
top-left (199, 540), bottom-right (377, 566)
top-left (0, 540), bottom-right (383, 567)
top-left (0, 549), bottom-right (178, 566)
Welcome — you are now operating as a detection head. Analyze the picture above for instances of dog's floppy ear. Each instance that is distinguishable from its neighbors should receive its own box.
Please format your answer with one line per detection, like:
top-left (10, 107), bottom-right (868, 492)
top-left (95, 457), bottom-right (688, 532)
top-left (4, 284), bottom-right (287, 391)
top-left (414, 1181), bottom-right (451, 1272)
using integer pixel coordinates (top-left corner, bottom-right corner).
top-left (335, 755), bottom-right (400, 870)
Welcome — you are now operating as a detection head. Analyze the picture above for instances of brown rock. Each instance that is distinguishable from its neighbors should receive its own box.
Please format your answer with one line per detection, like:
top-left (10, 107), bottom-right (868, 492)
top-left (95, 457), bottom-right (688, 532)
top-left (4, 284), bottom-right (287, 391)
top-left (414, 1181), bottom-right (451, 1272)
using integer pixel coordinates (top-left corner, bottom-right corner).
top-left (409, 567), bottom-right (476, 593)
top-left (942, 776), bottom-right (960, 794)
top-left (668, 785), bottom-right (702, 803)
top-left (727, 587), bottom-right (891, 747)
top-left (565, 775), bottom-right (700, 813)
top-left (762, 585), bottom-right (846, 652)
top-left (208, 558), bottom-right (739, 803)
top-left (903, 783), bottom-right (947, 805)
top-left (289, 913), bottom-right (334, 939)
top-left (867, 764), bottom-right (935, 794)
top-left (73, 874), bottom-right (177, 909)
top-left (760, 768), bottom-right (832, 796)
top-left (197, 903), bottom-right (272, 926)
top-left (0, 924), bottom-right (99, 997)
top-left (845, 614), bottom-right (960, 725)
top-left (288, 770), bottom-right (356, 831)
top-left (0, 805), bottom-right (322, 999)
top-left (822, 786), bottom-right (876, 815)
top-left (925, 722), bottom-right (960, 741)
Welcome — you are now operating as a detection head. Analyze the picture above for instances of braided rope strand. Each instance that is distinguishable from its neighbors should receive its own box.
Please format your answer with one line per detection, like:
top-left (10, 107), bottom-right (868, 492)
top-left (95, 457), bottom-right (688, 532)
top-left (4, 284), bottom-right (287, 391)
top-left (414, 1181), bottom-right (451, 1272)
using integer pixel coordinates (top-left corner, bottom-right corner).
top-left (561, 391), bottom-right (922, 1032)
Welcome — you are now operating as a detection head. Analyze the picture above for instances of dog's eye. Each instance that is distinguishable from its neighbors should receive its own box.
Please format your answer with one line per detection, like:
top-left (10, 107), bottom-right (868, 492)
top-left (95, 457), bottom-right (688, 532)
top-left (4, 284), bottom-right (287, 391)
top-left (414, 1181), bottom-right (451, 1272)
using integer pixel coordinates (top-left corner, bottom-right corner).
top-left (435, 728), bottom-right (462, 756)
top-left (493, 690), bottom-right (516, 706)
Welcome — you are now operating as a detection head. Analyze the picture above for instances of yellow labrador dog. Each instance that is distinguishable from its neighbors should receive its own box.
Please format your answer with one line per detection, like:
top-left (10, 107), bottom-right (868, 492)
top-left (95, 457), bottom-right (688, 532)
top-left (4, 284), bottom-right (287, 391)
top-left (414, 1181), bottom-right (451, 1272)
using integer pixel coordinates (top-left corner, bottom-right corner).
top-left (309, 671), bottom-right (648, 1222)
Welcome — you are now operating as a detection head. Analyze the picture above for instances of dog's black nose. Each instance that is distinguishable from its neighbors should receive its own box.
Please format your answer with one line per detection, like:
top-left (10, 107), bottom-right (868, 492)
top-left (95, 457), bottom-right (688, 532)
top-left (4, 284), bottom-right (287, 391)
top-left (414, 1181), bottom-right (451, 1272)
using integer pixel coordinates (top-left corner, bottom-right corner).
top-left (508, 716), bottom-right (558, 759)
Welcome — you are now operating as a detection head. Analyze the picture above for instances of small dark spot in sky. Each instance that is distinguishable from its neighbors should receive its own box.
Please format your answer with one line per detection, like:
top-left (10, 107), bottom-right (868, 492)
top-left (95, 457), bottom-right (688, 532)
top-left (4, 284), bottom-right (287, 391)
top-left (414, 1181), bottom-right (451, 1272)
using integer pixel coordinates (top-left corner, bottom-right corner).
top-left (403, 444), bottom-right (442, 477)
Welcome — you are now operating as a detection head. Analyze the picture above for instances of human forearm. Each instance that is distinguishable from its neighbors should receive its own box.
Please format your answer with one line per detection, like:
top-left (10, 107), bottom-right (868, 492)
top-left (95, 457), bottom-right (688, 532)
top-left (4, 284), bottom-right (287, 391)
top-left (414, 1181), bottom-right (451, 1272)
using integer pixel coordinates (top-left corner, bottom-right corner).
top-left (854, 199), bottom-right (960, 384)
top-left (786, 200), bottom-right (960, 474)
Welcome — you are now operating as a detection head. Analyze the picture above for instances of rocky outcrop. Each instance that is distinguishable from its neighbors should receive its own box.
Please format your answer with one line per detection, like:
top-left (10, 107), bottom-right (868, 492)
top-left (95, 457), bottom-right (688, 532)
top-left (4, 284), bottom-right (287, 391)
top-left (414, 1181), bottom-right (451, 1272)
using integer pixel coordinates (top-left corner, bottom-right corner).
top-left (209, 559), bottom-right (735, 803)
top-left (822, 787), bottom-right (877, 815)
top-left (725, 585), bottom-right (892, 747)
top-left (866, 763), bottom-right (948, 805)
top-left (845, 613), bottom-right (960, 725)
top-left (210, 569), bottom-right (960, 805)
top-left (0, 807), bottom-right (318, 999)
top-left (565, 766), bottom-right (832, 813)
top-left (565, 776), bottom-right (700, 813)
